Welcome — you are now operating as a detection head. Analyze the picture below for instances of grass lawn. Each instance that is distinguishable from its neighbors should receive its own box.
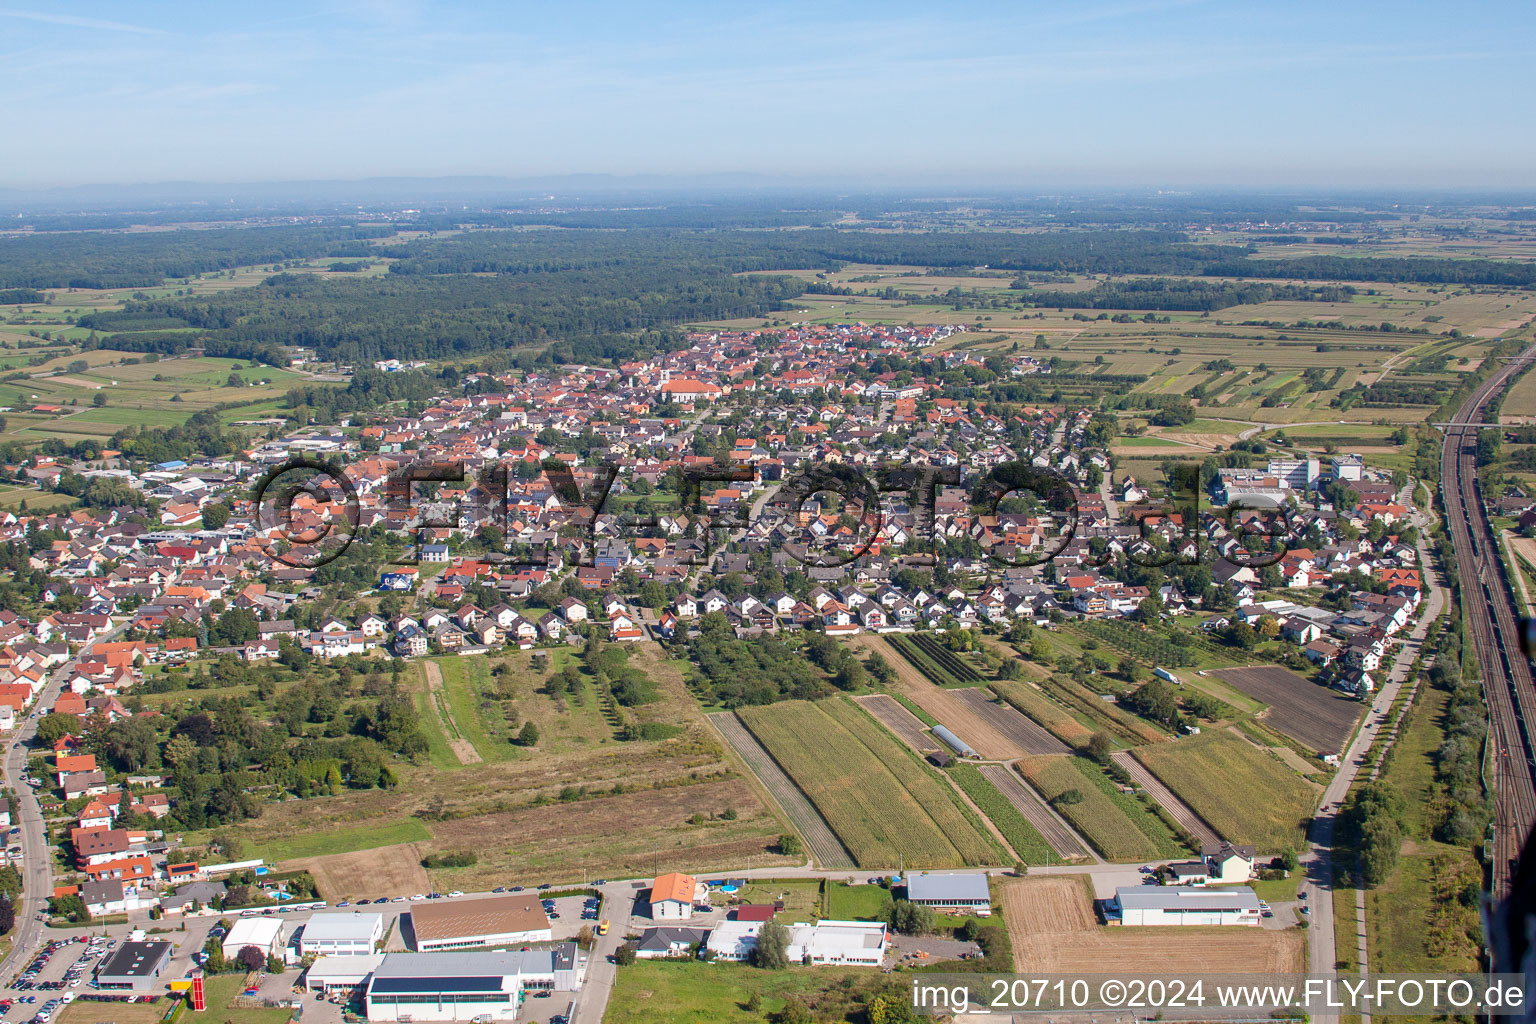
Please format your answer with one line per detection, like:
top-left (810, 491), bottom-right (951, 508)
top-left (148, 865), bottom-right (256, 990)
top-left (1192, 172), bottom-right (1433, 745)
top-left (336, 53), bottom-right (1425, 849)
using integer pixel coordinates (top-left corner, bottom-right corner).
top-left (604, 960), bottom-right (885, 1024)
top-left (823, 881), bottom-right (892, 921)
top-left (201, 973), bottom-right (300, 1024)
top-left (1133, 732), bottom-right (1320, 853)
top-left (710, 879), bottom-right (822, 920)
top-left (1362, 683), bottom-right (1483, 972)
top-left (434, 657), bottom-right (517, 762)
top-left (250, 818), bottom-right (432, 862)
top-left (412, 665), bottom-right (465, 771)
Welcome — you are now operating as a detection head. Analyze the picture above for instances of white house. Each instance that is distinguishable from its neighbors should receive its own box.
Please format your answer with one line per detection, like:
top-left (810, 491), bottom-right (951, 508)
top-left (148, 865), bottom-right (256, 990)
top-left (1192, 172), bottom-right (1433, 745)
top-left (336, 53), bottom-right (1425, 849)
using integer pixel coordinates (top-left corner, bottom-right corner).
top-left (649, 873), bottom-right (698, 920)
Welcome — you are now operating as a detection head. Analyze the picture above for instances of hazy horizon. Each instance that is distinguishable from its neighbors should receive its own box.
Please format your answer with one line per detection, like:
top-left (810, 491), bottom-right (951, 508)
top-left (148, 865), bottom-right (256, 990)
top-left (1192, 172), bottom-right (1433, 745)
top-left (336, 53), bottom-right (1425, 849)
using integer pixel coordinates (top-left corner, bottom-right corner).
top-left (2, 0), bottom-right (1534, 190)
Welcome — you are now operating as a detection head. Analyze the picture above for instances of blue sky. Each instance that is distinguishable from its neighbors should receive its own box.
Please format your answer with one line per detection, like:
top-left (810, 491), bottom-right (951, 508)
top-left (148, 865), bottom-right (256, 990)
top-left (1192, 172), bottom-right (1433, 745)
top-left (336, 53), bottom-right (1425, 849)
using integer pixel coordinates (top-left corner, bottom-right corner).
top-left (1, 1), bottom-right (1533, 188)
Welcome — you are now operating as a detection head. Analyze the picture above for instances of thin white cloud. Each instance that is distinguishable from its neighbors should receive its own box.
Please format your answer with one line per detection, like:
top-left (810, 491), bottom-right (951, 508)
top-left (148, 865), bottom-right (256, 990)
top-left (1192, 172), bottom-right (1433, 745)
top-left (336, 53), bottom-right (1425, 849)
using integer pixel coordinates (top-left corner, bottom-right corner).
top-left (0, 8), bottom-right (161, 33)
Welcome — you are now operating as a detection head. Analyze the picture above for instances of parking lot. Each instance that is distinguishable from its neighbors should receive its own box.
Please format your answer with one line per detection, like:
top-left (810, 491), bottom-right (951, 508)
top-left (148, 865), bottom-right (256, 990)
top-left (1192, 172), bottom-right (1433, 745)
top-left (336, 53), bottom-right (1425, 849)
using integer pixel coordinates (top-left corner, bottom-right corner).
top-left (2, 935), bottom-right (123, 1024)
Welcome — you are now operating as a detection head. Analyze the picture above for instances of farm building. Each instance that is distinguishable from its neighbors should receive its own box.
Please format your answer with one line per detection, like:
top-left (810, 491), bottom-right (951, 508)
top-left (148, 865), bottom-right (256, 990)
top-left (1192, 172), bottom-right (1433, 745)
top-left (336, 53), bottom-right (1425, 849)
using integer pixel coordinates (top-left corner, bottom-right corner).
top-left (905, 873), bottom-right (992, 915)
top-left (649, 872), bottom-right (700, 920)
top-left (705, 920), bottom-right (888, 965)
top-left (94, 940), bottom-right (172, 991)
top-left (931, 725), bottom-right (977, 759)
top-left (222, 916), bottom-right (287, 959)
top-left (305, 952), bottom-right (385, 995)
top-left (1109, 886), bottom-right (1261, 926)
top-left (406, 893), bottom-right (552, 951)
top-left (299, 911), bottom-right (385, 957)
top-left (363, 947), bottom-right (579, 1021)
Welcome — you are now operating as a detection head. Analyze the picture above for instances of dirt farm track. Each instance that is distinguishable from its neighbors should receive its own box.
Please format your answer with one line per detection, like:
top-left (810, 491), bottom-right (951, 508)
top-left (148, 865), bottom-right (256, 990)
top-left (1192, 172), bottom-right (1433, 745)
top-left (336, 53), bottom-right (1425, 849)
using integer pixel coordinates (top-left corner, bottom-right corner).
top-left (1001, 876), bottom-right (1304, 974)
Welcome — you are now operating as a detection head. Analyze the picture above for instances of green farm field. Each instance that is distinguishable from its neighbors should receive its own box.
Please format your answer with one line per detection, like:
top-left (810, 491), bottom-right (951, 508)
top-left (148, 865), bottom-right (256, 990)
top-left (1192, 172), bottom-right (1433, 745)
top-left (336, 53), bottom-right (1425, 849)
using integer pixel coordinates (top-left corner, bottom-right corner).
top-left (249, 818), bottom-right (433, 862)
top-left (950, 764), bottom-right (1055, 863)
top-left (1131, 731), bottom-right (1321, 853)
top-left (0, 354), bottom-right (316, 443)
top-left (1014, 756), bottom-right (1191, 861)
top-left (737, 699), bottom-right (1004, 868)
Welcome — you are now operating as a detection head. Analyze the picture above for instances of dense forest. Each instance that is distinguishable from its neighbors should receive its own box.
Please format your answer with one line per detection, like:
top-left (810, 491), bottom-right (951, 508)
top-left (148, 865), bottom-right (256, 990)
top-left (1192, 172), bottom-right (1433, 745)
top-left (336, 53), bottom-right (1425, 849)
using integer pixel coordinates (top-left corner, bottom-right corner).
top-left (1, 215), bottom-right (1520, 369)
top-left (1013, 278), bottom-right (1356, 312)
top-left (0, 224), bottom-right (394, 290)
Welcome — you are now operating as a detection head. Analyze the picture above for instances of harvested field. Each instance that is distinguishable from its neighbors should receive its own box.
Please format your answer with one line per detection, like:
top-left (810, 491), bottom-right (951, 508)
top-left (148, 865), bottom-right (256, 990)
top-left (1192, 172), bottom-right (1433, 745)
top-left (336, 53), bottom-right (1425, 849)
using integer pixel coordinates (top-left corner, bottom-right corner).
top-left (851, 638), bottom-right (1027, 759)
top-left (1267, 744), bottom-right (1320, 775)
top-left (1002, 876), bottom-right (1304, 974)
top-left (1109, 751), bottom-right (1221, 848)
top-left (709, 712), bottom-right (854, 868)
top-left (951, 688), bottom-right (1071, 755)
top-left (977, 764), bottom-right (1091, 860)
top-left (1212, 665), bottom-right (1363, 754)
top-left (854, 694), bottom-right (933, 753)
top-left (292, 843), bottom-right (431, 900)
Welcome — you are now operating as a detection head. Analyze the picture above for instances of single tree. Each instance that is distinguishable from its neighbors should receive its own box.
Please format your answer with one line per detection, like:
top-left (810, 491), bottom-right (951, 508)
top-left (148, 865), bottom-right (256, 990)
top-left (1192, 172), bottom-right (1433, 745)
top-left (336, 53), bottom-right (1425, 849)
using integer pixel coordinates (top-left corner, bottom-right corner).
top-left (750, 920), bottom-right (791, 969)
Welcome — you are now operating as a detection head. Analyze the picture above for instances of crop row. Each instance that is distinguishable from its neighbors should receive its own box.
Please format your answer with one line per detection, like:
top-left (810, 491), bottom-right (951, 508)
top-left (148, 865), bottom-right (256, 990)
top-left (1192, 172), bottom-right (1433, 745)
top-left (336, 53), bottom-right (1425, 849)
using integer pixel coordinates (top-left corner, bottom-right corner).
top-left (909, 633), bottom-right (986, 682)
top-left (950, 765), bottom-right (1055, 863)
top-left (710, 712), bottom-right (854, 869)
top-left (738, 700), bottom-right (1000, 868)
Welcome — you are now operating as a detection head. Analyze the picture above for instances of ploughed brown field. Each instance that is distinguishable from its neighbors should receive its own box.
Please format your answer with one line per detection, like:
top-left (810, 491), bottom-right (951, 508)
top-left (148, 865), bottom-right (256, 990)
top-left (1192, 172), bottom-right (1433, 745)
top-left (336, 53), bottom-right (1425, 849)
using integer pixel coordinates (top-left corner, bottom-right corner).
top-left (1001, 876), bottom-right (1304, 974)
top-left (1213, 665), bottom-right (1363, 754)
top-left (293, 843), bottom-right (432, 900)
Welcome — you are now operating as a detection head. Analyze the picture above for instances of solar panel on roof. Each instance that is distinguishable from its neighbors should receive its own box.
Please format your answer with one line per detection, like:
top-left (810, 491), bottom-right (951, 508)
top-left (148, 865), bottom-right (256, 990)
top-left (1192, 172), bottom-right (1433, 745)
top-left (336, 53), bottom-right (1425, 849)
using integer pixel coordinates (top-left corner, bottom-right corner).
top-left (369, 976), bottom-right (505, 995)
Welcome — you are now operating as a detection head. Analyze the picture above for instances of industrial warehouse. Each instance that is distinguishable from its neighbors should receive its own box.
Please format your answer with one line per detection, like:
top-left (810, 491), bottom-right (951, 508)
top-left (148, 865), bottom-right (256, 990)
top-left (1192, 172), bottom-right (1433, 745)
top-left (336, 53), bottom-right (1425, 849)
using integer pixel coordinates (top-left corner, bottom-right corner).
top-left (363, 947), bottom-right (580, 1021)
top-left (704, 919), bottom-right (889, 965)
top-left (298, 910), bottom-right (385, 957)
top-left (1108, 886), bottom-right (1263, 926)
top-left (904, 873), bottom-right (993, 916)
top-left (405, 893), bottom-right (553, 951)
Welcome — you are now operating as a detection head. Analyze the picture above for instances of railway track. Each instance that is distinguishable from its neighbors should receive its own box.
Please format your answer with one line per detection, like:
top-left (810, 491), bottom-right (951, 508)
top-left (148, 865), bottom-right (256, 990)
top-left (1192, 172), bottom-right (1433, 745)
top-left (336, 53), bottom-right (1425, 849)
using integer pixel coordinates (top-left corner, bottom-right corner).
top-left (1439, 341), bottom-right (1536, 900)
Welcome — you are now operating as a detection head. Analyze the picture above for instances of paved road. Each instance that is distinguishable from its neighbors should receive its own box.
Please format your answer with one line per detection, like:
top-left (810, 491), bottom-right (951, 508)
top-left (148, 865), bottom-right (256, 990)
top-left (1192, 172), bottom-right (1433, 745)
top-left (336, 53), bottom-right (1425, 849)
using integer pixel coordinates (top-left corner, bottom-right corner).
top-left (1300, 523), bottom-right (1445, 1024)
top-left (0, 624), bottom-right (127, 981)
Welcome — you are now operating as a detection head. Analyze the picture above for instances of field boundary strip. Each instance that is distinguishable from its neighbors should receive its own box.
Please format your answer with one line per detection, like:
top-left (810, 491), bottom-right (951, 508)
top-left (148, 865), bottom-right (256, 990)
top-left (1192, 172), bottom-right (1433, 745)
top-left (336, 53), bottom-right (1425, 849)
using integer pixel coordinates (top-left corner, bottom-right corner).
top-left (706, 711), bottom-right (855, 869)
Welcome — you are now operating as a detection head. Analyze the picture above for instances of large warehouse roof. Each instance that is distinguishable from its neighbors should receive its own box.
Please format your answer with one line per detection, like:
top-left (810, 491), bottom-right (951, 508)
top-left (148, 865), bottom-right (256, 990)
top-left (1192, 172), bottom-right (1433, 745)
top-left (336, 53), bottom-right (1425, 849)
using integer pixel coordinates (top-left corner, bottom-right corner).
top-left (367, 948), bottom-right (574, 992)
top-left (97, 941), bottom-right (171, 979)
top-left (1114, 886), bottom-right (1260, 911)
top-left (302, 911), bottom-right (384, 942)
top-left (408, 894), bottom-right (549, 942)
top-left (223, 916), bottom-right (285, 948)
top-left (906, 873), bottom-right (991, 901)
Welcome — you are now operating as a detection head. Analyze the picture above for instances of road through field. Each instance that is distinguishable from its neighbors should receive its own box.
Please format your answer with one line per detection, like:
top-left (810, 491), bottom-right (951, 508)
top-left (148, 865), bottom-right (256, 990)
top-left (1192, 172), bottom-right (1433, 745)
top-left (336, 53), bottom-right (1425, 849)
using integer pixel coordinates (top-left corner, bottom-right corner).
top-left (1303, 524), bottom-right (1448, 1024)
